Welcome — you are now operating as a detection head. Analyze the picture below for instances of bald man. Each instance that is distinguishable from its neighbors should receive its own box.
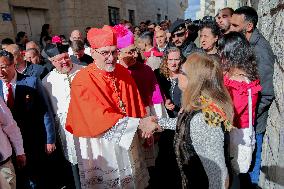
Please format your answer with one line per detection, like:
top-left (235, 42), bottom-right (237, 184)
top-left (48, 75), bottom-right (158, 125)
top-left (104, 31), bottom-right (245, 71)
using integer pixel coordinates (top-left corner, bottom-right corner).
top-left (68, 29), bottom-right (91, 56)
top-left (69, 30), bottom-right (83, 42)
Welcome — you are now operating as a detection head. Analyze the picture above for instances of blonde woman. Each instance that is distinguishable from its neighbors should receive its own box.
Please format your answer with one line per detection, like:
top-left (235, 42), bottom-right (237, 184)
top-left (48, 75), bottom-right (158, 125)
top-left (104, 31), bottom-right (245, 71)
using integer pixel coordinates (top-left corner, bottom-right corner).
top-left (153, 47), bottom-right (184, 188)
top-left (157, 52), bottom-right (234, 189)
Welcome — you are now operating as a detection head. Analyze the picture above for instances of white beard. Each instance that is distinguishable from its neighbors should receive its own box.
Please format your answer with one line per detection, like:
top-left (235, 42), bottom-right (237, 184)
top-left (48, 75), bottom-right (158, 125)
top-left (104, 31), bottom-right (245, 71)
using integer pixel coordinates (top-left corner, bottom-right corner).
top-left (105, 64), bottom-right (116, 72)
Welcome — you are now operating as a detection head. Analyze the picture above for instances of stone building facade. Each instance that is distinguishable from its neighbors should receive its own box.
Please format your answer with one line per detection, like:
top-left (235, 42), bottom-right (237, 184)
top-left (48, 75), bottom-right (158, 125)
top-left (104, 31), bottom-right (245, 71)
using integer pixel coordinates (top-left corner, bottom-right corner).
top-left (0, 0), bottom-right (187, 44)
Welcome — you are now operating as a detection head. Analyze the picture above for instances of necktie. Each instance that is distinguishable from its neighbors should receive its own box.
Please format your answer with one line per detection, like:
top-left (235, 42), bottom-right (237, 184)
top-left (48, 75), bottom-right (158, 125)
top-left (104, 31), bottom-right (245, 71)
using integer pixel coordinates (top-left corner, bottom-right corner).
top-left (6, 83), bottom-right (14, 109)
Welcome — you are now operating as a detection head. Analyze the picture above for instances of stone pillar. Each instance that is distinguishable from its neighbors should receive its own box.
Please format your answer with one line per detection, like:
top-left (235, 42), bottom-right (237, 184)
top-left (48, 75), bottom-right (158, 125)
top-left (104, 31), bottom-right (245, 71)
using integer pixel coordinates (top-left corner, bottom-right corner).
top-left (256, 1), bottom-right (284, 188)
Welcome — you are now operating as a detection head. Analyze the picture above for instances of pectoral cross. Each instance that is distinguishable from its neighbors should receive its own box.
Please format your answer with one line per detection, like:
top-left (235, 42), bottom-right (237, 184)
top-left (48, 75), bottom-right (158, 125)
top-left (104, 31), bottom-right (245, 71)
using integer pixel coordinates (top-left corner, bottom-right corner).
top-left (110, 77), bottom-right (126, 115)
top-left (119, 100), bottom-right (126, 114)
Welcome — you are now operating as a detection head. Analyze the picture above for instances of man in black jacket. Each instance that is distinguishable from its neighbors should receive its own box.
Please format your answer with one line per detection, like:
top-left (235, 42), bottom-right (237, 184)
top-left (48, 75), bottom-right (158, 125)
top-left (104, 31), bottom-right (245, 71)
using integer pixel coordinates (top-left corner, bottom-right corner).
top-left (230, 6), bottom-right (275, 187)
top-left (168, 19), bottom-right (202, 58)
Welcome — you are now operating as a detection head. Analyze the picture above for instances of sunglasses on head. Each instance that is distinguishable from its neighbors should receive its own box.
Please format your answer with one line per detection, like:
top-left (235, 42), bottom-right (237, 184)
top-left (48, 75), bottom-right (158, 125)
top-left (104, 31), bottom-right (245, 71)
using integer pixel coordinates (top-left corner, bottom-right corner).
top-left (0, 50), bottom-right (10, 57)
top-left (0, 50), bottom-right (13, 60)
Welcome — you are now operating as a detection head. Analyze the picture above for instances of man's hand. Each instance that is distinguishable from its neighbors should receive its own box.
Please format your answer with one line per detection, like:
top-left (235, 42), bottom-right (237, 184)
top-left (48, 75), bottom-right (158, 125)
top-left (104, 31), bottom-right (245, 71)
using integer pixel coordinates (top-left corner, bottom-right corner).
top-left (165, 99), bottom-right (175, 111)
top-left (16, 154), bottom-right (26, 169)
top-left (45, 143), bottom-right (56, 154)
top-left (138, 116), bottom-right (162, 138)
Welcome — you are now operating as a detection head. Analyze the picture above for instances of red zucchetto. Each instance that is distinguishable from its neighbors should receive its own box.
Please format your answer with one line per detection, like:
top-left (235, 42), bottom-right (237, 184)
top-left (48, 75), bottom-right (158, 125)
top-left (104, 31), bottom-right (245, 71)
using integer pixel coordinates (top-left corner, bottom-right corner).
top-left (87, 25), bottom-right (117, 49)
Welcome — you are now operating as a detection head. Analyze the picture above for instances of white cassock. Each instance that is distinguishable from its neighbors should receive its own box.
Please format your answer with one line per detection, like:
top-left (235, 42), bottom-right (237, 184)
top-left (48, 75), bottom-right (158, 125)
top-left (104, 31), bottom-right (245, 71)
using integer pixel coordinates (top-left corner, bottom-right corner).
top-left (73, 101), bottom-right (167, 189)
top-left (42, 63), bottom-right (83, 164)
top-left (76, 117), bottom-right (150, 189)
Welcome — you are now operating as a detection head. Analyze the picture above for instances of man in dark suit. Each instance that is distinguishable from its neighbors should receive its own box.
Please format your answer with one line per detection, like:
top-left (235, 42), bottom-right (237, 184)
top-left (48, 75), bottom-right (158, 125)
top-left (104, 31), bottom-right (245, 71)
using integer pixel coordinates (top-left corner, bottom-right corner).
top-left (0, 50), bottom-right (56, 189)
top-left (5, 44), bottom-right (49, 79)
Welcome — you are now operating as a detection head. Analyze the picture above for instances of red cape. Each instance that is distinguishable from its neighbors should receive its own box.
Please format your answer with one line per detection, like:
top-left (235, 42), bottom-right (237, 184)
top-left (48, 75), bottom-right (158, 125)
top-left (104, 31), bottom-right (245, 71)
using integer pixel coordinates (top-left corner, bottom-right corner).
top-left (66, 63), bottom-right (146, 137)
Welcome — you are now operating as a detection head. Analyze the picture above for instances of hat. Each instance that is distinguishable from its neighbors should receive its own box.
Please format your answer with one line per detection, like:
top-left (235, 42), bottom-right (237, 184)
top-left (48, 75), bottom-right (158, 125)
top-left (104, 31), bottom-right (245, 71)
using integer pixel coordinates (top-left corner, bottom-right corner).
top-left (113, 24), bottom-right (134, 49)
top-left (87, 25), bottom-right (117, 49)
top-left (169, 19), bottom-right (186, 34)
top-left (52, 35), bottom-right (62, 44)
top-left (45, 44), bottom-right (67, 58)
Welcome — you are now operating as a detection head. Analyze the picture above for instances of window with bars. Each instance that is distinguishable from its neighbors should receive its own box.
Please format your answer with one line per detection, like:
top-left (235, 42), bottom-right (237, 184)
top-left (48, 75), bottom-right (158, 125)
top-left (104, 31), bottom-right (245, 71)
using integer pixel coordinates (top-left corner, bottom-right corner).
top-left (108, 6), bottom-right (120, 26)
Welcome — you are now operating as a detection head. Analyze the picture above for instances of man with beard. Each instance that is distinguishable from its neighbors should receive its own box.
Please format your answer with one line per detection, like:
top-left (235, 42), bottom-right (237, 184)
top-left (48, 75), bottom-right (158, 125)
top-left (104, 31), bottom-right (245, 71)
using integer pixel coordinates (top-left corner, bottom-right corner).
top-left (230, 6), bottom-right (275, 188)
top-left (68, 30), bottom-right (91, 56)
top-left (65, 25), bottom-right (161, 189)
top-left (168, 19), bottom-right (202, 58)
top-left (216, 7), bottom-right (234, 34)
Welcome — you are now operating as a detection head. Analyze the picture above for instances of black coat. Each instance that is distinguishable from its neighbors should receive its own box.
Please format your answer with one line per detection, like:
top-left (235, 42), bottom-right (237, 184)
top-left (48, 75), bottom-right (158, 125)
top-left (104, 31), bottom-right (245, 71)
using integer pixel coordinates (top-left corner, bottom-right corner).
top-left (250, 28), bottom-right (275, 134)
top-left (154, 69), bottom-right (182, 117)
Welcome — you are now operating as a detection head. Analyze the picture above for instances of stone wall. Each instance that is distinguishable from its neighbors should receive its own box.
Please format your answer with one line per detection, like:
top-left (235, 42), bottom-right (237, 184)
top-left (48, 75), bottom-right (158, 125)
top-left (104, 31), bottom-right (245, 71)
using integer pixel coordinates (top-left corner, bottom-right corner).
top-left (0, 0), bottom-right (186, 43)
top-left (0, 0), bottom-right (15, 40)
top-left (256, 1), bottom-right (284, 188)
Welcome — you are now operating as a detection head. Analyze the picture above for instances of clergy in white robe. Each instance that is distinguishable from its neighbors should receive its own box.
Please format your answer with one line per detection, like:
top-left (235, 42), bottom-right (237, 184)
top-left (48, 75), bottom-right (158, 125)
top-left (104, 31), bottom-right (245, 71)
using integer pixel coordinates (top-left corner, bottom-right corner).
top-left (65, 25), bottom-right (160, 189)
top-left (42, 62), bottom-right (83, 164)
top-left (43, 45), bottom-right (84, 188)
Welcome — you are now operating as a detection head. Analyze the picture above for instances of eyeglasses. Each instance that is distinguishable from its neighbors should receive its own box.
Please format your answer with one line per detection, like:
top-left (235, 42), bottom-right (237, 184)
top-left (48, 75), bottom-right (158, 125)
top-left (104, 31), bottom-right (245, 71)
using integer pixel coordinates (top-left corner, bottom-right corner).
top-left (172, 31), bottom-right (186, 38)
top-left (94, 49), bottom-right (118, 57)
top-left (0, 50), bottom-right (14, 63)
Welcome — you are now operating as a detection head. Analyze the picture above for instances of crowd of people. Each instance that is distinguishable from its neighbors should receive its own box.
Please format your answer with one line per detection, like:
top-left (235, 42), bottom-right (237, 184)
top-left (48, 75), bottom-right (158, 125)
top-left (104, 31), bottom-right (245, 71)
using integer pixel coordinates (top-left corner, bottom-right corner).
top-left (0, 5), bottom-right (275, 189)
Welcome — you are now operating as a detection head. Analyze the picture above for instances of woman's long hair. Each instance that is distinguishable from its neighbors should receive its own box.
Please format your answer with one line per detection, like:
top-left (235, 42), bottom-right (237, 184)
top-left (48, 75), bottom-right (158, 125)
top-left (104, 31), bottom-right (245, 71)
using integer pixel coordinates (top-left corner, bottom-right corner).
top-left (181, 52), bottom-right (233, 121)
top-left (175, 52), bottom-right (233, 188)
top-left (218, 31), bottom-right (259, 81)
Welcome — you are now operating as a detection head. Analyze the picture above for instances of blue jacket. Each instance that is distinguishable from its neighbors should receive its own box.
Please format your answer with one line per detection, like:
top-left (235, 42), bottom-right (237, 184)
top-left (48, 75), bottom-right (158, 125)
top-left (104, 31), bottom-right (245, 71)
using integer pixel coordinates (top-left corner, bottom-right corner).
top-left (0, 73), bottom-right (55, 156)
top-left (24, 61), bottom-right (49, 79)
